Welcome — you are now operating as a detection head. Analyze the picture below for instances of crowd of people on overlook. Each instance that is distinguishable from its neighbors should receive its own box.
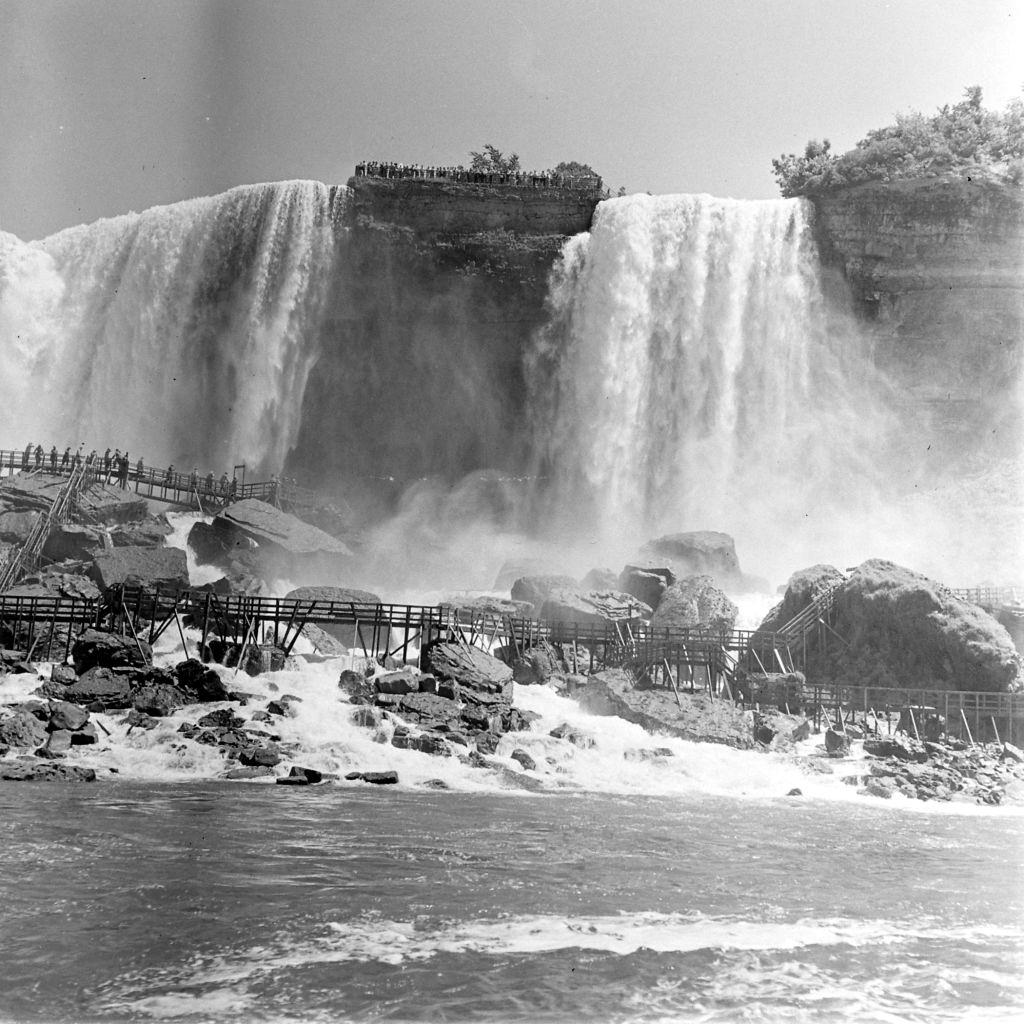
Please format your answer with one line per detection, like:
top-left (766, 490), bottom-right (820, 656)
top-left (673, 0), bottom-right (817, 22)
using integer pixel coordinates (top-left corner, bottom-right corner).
top-left (354, 160), bottom-right (602, 190)
top-left (5, 444), bottom-right (283, 506)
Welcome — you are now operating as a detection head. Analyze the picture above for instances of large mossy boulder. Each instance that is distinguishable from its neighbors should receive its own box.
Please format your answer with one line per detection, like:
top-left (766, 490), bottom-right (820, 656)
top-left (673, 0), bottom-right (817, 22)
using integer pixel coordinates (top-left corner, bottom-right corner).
top-left (539, 588), bottom-right (652, 628)
top-left (651, 575), bottom-right (738, 633)
top-left (510, 575), bottom-right (578, 616)
top-left (72, 628), bottom-right (151, 673)
top-left (618, 565), bottom-right (677, 611)
top-left (798, 560), bottom-right (1023, 692)
top-left (757, 564), bottom-right (847, 634)
top-left (89, 546), bottom-right (189, 593)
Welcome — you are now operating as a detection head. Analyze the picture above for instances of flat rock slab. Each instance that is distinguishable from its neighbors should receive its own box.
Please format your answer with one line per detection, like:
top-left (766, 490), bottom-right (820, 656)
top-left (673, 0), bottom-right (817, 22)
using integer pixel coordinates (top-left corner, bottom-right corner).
top-left (218, 500), bottom-right (353, 557)
top-left (578, 669), bottom-right (755, 748)
top-left (90, 546), bottom-right (189, 592)
top-left (286, 586), bottom-right (383, 649)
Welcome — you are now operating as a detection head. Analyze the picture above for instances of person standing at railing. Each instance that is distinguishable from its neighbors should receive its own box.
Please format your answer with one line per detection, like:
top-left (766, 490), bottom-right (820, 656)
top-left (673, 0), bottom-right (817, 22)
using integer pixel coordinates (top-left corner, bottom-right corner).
top-left (102, 449), bottom-right (111, 480)
top-left (118, 453), bottom-right (130, 489)
top-left (228, 476), bottom-right (238, 502)
top-left (61, 447), bottom-right (70, 472)
top-left (34, 445), bottom-right (42, 469)
top-left (164, 464), bottom-right (174, 488)
top-left (218, 471), bottom-right (229, 496)
top-left (135, 456), bottom-right (144, 482)
top-left (49, 447), bottom-right (57, 473)
top-left (204, 471), bottom-right (214, 494)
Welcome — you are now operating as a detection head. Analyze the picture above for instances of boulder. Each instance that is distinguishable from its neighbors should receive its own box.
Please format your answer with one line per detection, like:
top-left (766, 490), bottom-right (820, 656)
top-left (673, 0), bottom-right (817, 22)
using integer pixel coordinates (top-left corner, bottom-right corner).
top-left (72, 629), bottom-right (151, 674)
top-left (50, 665), bottom-right (78, 686)
top-left (752, 710), bottom-right (811, 747)
top-left (510, 749), bottom-right (536, 771)
top-left (549, 723), bottom-right (596, 749)
top-left (109, 517), bottom-right (173, 548)
top-left (512, 641), bottom-right (565, 685)
top-left (756, 564), bottom-right (847, 634)
top-left (423, 642), bottom-right (512, 695)
top-left (131, 680), bottom-right (189, 717)
top-left (285, 586), bottom-right (384, 649)
top-left (618, 565), bottom-right (677, 611)
top-left (0, 510), bottom-right (40, 544)
top-left (47, 700), bottom-right (89, 732)
top-left (70, 722), bottom-right (97, 745)
top-left (493, 559), bottom-right (557, 591)
top-left (186, 521), bottom-right (261, 574)
top-left (338, 668), bottom-right (375, 704)
top-left (651, 575), bottom-right (738, 633)
top-left (224, 766), bottom-right (276, 780)
top-left (7, 570), bottom-right (102, 602)
top-left (64, 666), bottom-right (132, 709)
top-left (798, 560), bottom-right (1023, 692)
top-left (174, 659), bottom-right (232, 702)
top-left (42, 729), bottom-right (73, 756)
top-left (196, 708), bottom-right (244, 730)
top-left (638, 531), bottom-right (743, 587)
top-left (393, 692), bottom-right (463, 732)
top-left (510, 575), bottom-right (578, 615)
top-left (0, 762), bottom-right (97, 782)
top-left (0, 710), bottom-right (47, 749)
top-left (41, 524), bottom-right (104, 562)
top-left (276, 766), bottom-right (324, 786)
top-left (580, 567), bottom-right (619, 591)
top-left (577, 669), bottom-right (756, 748)
top-left (361, 770), bottom-right (398, 785)
top-left (89, 546), bottom-right (189, 593)
top-left (824, 729), bottom-right (851, 757)
top-left (239, 745), bottom-right (281, 767)
top-left (539, 588), bottom-right (652, 628)
top-left (125, 709), bottom-right (158, 730)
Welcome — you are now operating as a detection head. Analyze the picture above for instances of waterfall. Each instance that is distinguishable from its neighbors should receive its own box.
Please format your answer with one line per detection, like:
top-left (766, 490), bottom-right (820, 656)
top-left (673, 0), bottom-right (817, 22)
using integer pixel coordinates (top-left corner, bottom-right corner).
top-left (527, 193), bottom-right (895, 569)
top-left (1, 181), bottom-right (339, 473)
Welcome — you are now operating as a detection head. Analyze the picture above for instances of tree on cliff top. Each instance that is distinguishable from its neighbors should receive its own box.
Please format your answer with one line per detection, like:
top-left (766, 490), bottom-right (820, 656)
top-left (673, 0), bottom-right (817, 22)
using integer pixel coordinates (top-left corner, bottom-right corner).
top-left (553, 160), bottom-right (601, 179)
top-left (469, 144), bottom-right (520, 174)
top-left (773, 86), bottom-right (1024, 197)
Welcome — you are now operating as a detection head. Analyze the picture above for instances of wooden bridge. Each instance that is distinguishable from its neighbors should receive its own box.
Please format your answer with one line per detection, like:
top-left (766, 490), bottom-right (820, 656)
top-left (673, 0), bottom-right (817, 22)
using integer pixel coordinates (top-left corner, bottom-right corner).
top-left (2, 583), bottom-right (1022, 745)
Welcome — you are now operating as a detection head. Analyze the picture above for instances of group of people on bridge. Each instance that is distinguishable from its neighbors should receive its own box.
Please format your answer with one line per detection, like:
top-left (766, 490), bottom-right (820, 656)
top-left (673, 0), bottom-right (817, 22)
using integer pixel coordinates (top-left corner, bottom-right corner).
top-left (8, 444), bottom-right (281, 507)
top-left (354, 161), bottom-right (602, 191)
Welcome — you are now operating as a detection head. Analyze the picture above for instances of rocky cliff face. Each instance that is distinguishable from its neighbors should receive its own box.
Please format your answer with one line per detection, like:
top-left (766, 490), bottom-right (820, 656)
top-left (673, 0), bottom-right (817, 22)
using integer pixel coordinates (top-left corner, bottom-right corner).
top-left (811, 176), bottom-right (1024, 449)
top-left (289, 179), bottom-right (600, 506)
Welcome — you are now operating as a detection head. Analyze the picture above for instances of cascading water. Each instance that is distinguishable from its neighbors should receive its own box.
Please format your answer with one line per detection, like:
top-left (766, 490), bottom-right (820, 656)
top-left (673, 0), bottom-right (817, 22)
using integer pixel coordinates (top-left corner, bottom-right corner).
top-left (1, 180), bottom-right (339, 473)
top-left (528, 193), bottom-right (899, 574)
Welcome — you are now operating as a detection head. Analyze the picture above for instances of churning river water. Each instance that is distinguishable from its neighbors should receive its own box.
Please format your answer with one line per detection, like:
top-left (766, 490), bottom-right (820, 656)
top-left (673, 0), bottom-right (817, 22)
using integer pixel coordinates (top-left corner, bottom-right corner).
top-left (0, 784), bottom-right (1021, 1023)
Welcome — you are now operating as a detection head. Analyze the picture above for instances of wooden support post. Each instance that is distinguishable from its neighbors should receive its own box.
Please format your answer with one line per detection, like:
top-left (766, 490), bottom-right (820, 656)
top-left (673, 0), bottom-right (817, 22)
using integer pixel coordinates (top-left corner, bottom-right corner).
top-left (122, 602), bottom-right (151, 667)
top-left (960, 706), bottom-right (976, 749)
top-left (907, 706), bottom-right (920, 741)
top-left (991, 716), bottom-right (1001, 747)
top-left (173, 608), bottom-right (190, 660)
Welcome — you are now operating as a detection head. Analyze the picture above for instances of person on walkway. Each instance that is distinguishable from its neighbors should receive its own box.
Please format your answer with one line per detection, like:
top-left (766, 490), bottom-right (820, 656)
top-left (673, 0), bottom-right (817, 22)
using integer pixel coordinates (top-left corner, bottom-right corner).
top-left (136, 456), bottom-right (144, 481)
top-left (22, 443), bottom-right (31, 470)
top-left (268, 474), bottom-right (279, 505)
top-left (34, 445), bottom-right (43, 469)
top-left (189, 468), bottom-right (199, 495)
top-left (49, 446), bottom-right (57, 472)
top-left (164, 464), bottom-right (174, 487)
top-left (103, 449), bottom-right (111, 478)
top-left (228, 476), bottom-right (238, 502)
top-left (219, 472), bottom-right (229, 496)
top-left (204, 471), bottom-right (214, 493)
top-left (119, 453), bottom-right (130, 489)
top-left (61, 447), bottom-right (71, 471)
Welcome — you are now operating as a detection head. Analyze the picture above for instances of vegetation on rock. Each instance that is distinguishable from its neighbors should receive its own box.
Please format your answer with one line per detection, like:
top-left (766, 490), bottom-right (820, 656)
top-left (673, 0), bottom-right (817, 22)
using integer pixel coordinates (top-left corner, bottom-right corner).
top-left (773, 86), bottom-right (1024, 196)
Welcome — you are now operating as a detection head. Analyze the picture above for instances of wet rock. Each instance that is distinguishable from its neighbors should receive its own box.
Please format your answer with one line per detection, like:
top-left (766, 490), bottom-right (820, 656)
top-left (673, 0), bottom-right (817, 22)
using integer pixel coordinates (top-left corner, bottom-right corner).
top-left (361, 770), bottom-right (399, 785)
top-left (539, 588), bottom-right (652, 629)
top-left (512, 641), bottom-right (565, 685)
top-left (175, 659), bottom-right (231, 702)
top-left (475, 732), bottom-right (501, 754)
top-left (266, 694), bottom-right (302, 717)
top-left (623, 747), bottom-right (674, 762)
top-left (510, 749), bottom-right (536, 770)
top-left (652, 575), bottom-right (738, 633)
top-left (131, 678), bottom-right (190, 717)
top-left (41, 729), bottom-right (72, 756)
top-left (375, 670), bottom-right (419, 695)
top-left (787, 788), bottom-right (803, 797)
top-left (863, 777), bottom-right (897, 799)
top-left (549, 723), bottom-right (596, 749)
top-left (90, 545), bottom-right (190, 593)
top-left (1002, 741), bottom-right (1024, 763)
top-left (50, 665), bottom-right (77, 686)
top-left (349, 705), bottom-right (382, 729)
top-left (392, 732), bottom-right (449, 756)
top-left (339, 668), bottom-right (375, 704)
top-left (502, 707), bottom-right (541, 733)
top-left (125, 709), bottom-right (158, 730)
top-left (439, 596), bottom-right (533, 620)
top-left (618, 565), bottom-right (677, 611)
top-left (419, 778), bottom-right (450, 790)
top-left (0, 510), bottom-right (40, 544)
top-left (824, 729), bottom-right (851, 757)
top-left (239, 745), bottom-right (281, 767)
top-left (580, 567), bottom-right (619, 591)
top-left (41, 524), bottom-right (104, 561)
top-left (638, 531), bottom-right (744, 587)
top-left (109, 517), bottom-right (174, 549)
top-left (65, 666), bottom-right (132, 710)
top-left (424, 642), bottom-right (512, 692)
top-left (47, 700), bottom-right (89, 732)
top-left (0, 761), bottom-right (97, 782)
top-left (72, 629), bottom-right (151, 674)
top-left (393, 692), bottom-right (462, 732)
top-left (224, 765), bottom-right (276, 780)
top-left (510, 574), bottom-right (578, 615)
top-left (753, 710), bottom-right (810, 748)
top-left (197, 708), bottom-right (245, 730)
top-left (756, 564), bottom-right (847, 634)
top-left (863, 735), bottom-right (928, 763)
top-left (577, 669), bottom-right (755, 749)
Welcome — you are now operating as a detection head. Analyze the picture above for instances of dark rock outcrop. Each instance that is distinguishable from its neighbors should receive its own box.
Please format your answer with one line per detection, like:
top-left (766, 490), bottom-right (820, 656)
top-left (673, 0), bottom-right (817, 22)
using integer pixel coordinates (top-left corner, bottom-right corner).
top-left (539, 588), bottom-right (652, 627)
top-left (618, 565), bottom-right (677, 611)
top-left (285, 586), bottom-right (383, 649)
top-left (757, 564), bottom-right (846, 634)
top-left (64, 666), bottom-right (132, 710)
top-left (510, 575), bottom-right (578, 616)
top-left (72, 629), bottom-right (151, 674)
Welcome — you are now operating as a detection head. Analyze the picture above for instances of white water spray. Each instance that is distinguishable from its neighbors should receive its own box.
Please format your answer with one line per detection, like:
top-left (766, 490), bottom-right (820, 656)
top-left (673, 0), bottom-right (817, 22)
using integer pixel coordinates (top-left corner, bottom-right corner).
top-left (529, 194), bottom-right (901, 577)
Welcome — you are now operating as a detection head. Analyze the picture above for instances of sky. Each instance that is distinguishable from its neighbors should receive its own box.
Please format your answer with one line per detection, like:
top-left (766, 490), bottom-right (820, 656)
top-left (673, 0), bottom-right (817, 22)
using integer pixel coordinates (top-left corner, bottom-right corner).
top-left (1, 0), bottom-right (1022, 239)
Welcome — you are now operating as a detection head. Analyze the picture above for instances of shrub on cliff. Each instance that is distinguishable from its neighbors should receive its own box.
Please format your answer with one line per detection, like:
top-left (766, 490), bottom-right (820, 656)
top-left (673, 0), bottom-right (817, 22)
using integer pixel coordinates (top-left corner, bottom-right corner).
top-left (773, 86), bottom-right (1024, 196)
